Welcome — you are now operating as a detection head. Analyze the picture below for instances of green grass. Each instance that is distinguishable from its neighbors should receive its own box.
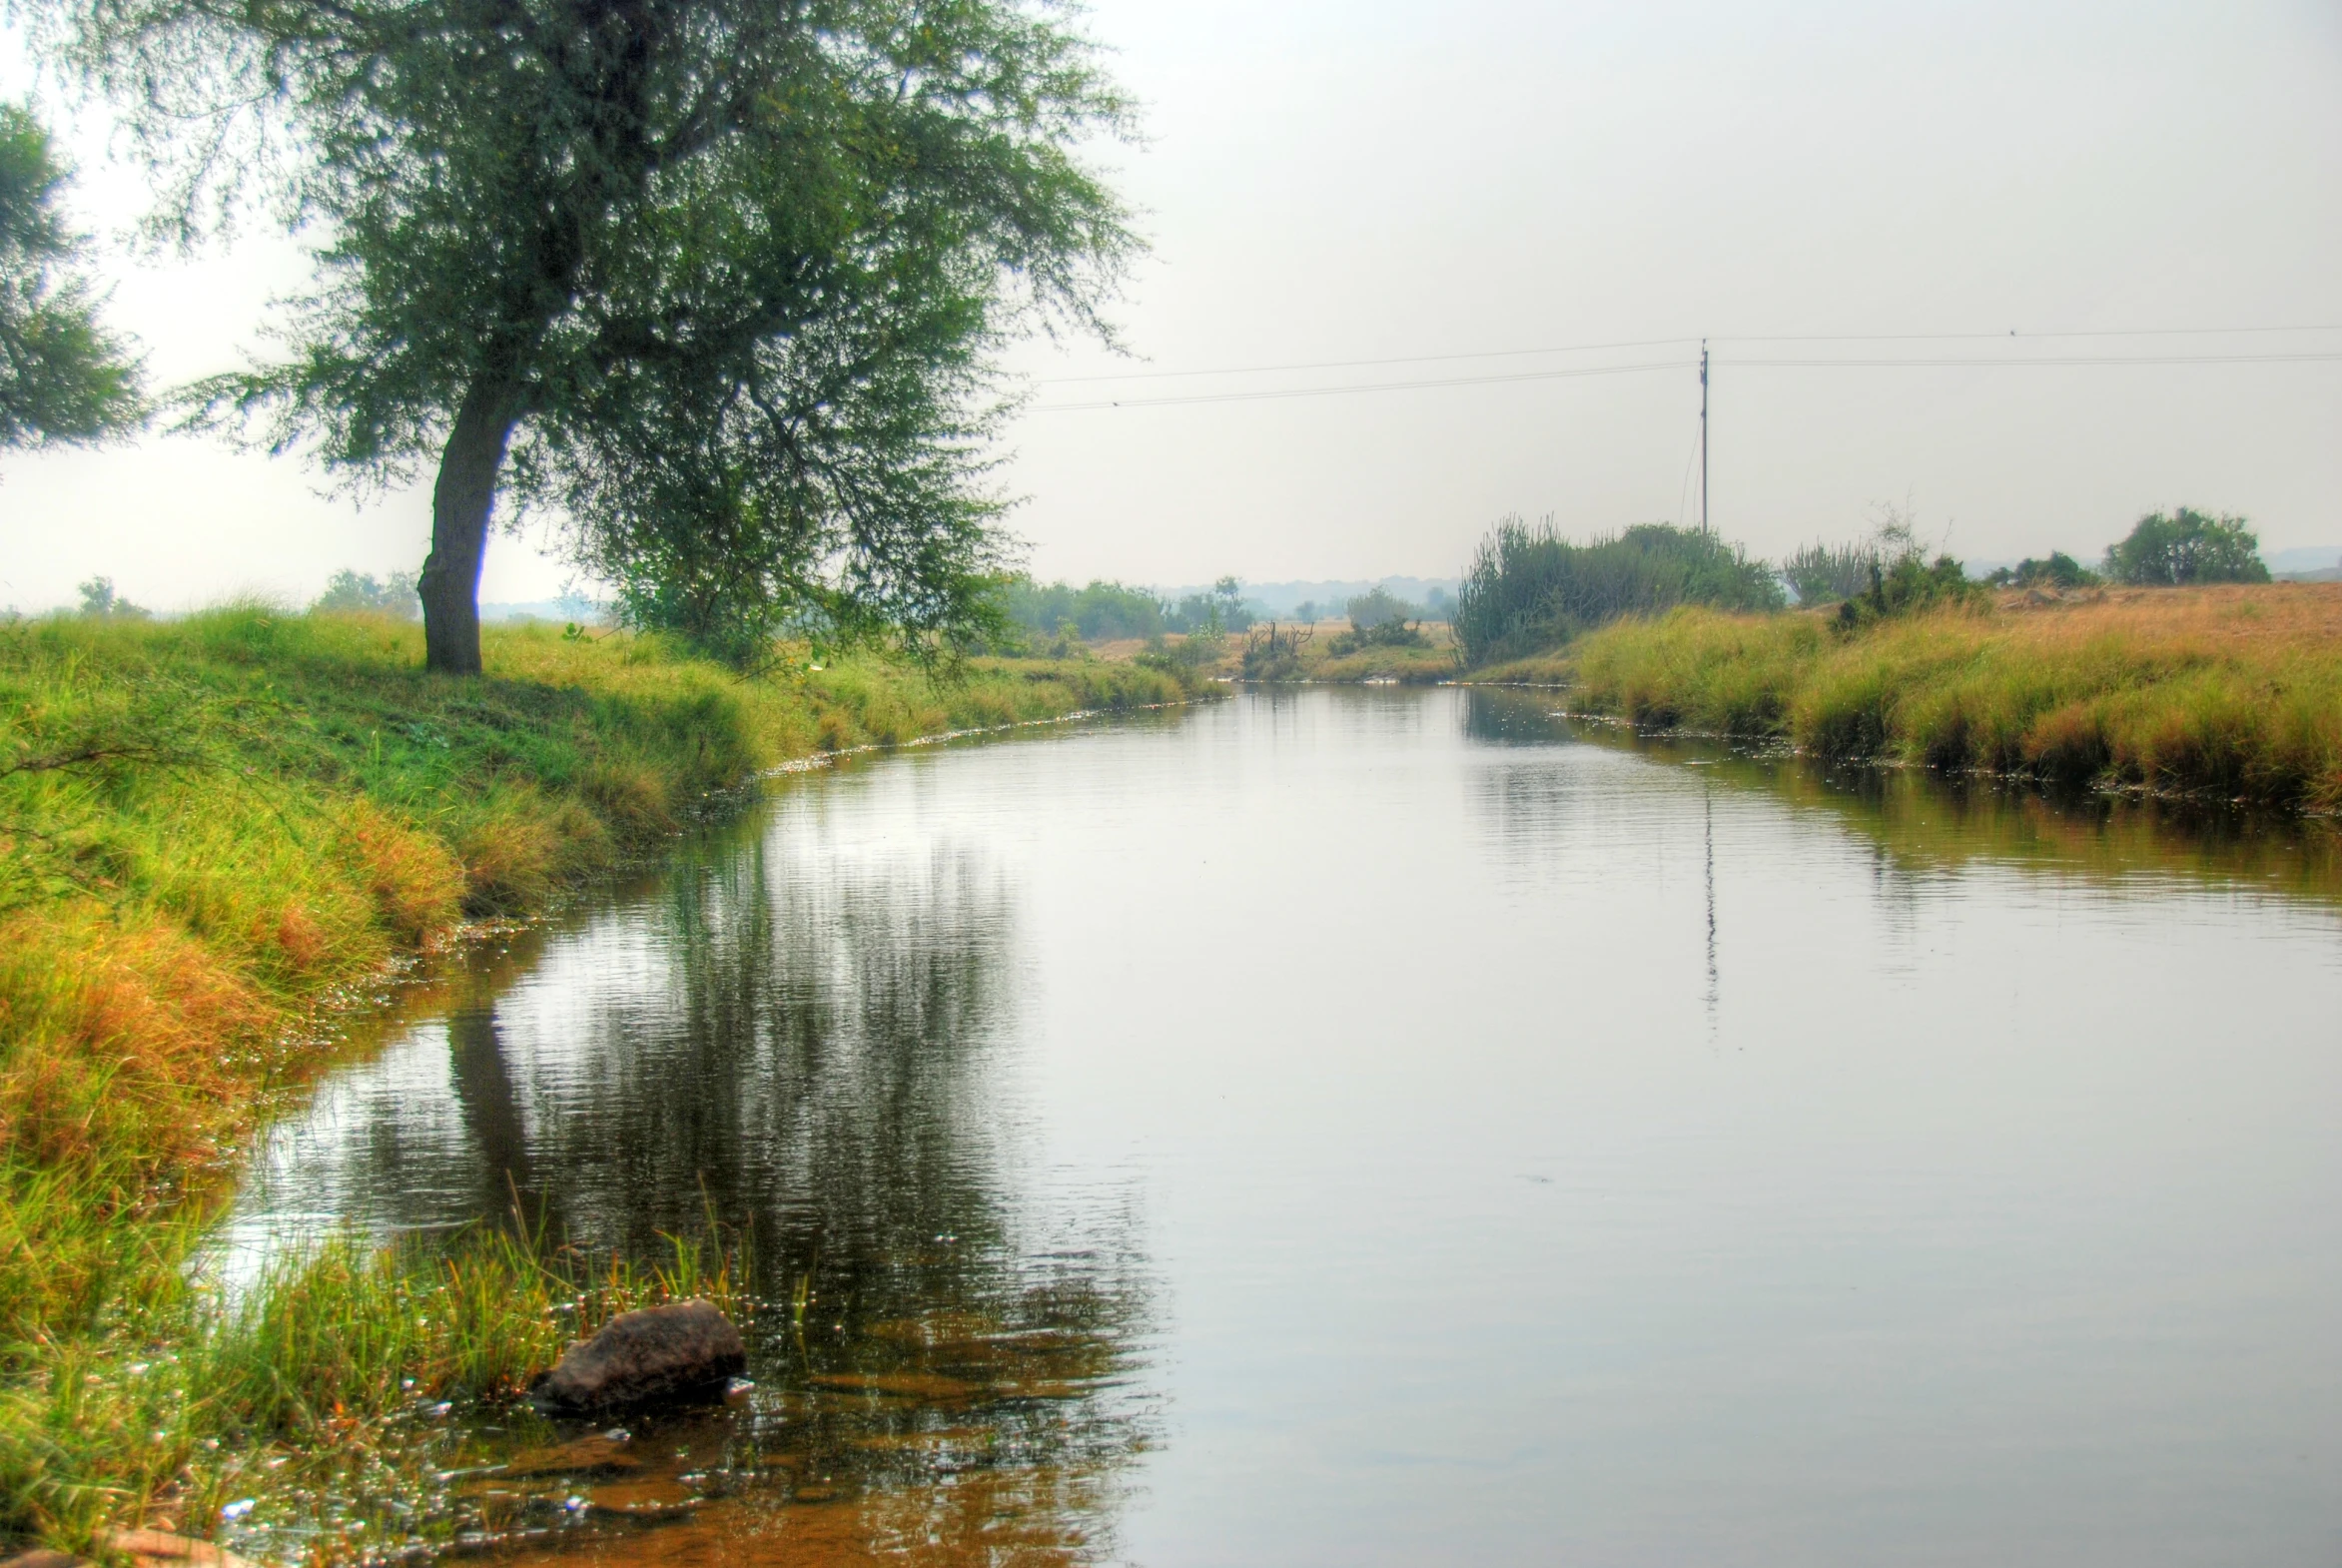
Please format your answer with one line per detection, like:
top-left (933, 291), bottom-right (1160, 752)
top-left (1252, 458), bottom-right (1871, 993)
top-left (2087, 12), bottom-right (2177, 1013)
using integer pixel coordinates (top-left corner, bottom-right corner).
top-left (1502, 589), bottom-right (2342, 811)
top-left (0, 606), bottom-right (1192, 1556)
top-left (1310, 642), bottom-right (1459, 683)
top-left (1, 1224), bottom-right (743, 1556)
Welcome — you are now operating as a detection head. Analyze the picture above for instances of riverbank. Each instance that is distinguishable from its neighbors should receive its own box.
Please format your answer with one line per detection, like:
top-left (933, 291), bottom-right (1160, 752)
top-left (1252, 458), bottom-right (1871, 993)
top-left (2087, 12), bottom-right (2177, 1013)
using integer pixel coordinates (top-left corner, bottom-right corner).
top-left (1091, 622), bottom-right (1458, 683)
top-left (1467, 584), bottom-right (2342, 812)
top-left (0, 607), bottom-right (1192, 1558)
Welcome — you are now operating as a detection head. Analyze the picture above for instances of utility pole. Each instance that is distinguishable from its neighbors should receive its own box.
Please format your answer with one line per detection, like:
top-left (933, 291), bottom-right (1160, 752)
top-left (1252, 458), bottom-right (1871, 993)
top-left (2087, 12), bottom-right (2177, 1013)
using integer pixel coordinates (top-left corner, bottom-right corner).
top-left (1699, 339), bottom-right (1710, 534)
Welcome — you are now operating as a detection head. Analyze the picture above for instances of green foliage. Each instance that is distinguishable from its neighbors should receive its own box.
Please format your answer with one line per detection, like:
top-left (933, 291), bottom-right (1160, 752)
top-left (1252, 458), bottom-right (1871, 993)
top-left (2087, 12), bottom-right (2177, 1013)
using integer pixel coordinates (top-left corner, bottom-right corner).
top-left (1159, 580), bottom-right (1258, 635)
top-left (1134, 631), bottom-right (1223, 694)
top-left (0, 103), bottom-right (142, 450)
top-left (1452, 517), bottom-right (1785, 665)
top-left (2101, 507), bottom-right (2269, 586)
top-left (1343, 586), bottom-right (1420, 628)
top-left (312, 568), bottom-right (419, 619)
top-left (1326, 618), bottom-right (1427, 655)
top-left (1831, 551), bottom-right (1983, 631)
top-left (1162, 593), bottom-right (1220, 635)
top-left (0, 1220), bottom-right (741, 1550)
top-left (1327, 585), bottom-right (1428, 655)
top-left (1782, 539), bottom-right (1879, 604)
top-left (72, 576), bottom-right (147, 620)
top-left (47, 0), bottom-right (1135, 666)
top-left (1985, 552), bottom-right (2099, 589)
top-left (996, 576), bottom-right (1166, 644)
top-left (1238, 621), bottom-right (1311, 682)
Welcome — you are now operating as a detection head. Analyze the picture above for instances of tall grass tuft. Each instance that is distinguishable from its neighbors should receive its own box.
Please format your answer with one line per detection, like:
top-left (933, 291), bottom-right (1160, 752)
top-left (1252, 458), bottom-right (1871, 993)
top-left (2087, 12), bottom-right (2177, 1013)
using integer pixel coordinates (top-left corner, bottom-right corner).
top-left (0, 1223), bottom-right (745, 1550)
top-left (1551, 586), bottom-right (2342, 811)
top-left (1452, 516), bottom-right (1784, 665)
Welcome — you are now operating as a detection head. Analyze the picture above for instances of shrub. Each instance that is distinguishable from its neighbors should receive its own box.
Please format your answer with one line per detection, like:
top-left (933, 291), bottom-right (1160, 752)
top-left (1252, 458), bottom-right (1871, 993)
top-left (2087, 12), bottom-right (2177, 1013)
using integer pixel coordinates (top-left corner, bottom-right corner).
top-left (73, 576), bottom-right (147, 620)
top-left (1986, 552), bottom-right (2099, 589)
top-left (1833, 551), bottom-right (1984, 630)
top-left (2102, 507), bottom-right (2268, 586)
top-left (1326, 618), bottom-right (1427, 655)
top-left (1343, 587), bottom-right (1420, 628)
top-left (1238, 622), bottom-right (1311, 681)
top-left (1453, 517), bottom-right (1784, 665)
top-left (1782, 540), bottom-right (1878, 604)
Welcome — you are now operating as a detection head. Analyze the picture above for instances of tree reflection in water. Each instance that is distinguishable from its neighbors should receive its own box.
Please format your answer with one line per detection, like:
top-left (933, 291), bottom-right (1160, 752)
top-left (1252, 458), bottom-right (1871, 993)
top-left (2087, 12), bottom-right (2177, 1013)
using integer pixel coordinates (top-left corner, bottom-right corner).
top-left (226, 782), bottom-right (1157, 1563)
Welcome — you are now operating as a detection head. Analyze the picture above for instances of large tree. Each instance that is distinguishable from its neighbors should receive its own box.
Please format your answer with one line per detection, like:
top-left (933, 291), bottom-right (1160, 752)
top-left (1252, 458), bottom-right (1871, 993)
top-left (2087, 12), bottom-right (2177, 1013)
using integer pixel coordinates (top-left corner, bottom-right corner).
top-left (39, 0), bottom-right (1132, 671)
top-left (2101, 507), bottom-right (2269, 587)
top-left (0, 102), bottom-right (143, 451)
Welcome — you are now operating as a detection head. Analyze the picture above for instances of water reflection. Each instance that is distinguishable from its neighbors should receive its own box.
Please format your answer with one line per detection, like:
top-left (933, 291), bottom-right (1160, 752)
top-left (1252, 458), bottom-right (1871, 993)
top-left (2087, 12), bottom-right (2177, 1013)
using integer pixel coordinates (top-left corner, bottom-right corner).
top-left (223, 764), bottom-right (1156, 1562)
top-left (1461, 686), bottom-right (2342, 909)
top-left (224, 691), bottom-right (2342, 1566)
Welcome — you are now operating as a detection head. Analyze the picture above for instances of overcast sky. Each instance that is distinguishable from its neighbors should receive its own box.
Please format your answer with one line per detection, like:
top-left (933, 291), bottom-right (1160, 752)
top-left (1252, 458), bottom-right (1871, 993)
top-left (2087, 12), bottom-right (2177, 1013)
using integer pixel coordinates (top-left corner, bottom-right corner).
top-left (3, 0), bottom-right (2338, 613)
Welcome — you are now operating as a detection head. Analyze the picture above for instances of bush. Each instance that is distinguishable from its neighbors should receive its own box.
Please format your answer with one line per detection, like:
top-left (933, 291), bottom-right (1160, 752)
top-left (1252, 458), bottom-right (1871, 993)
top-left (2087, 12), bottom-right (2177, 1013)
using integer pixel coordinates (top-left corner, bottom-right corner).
top-left (1985, 552), bottom-right (2099, 589)
top-left (1326, 618), bottom-right (1427, 655)
top-left (311, 567), bottom-right (420, 618)
top-left (1343, 587), bottom-right (1420, 628)
top-left (73, 576), bottom-right (148, 620)
top-left (2102, 508), bottom-right (2268, 586)
top-left (1833, 550), bottom-right (1983, 631)
top-left (1782, 540), bottom-right (1877, 605)
top-left (1238, 622), bottom-right (1310, 681)
top-left (1452, 517), bottom-right (1784, 665)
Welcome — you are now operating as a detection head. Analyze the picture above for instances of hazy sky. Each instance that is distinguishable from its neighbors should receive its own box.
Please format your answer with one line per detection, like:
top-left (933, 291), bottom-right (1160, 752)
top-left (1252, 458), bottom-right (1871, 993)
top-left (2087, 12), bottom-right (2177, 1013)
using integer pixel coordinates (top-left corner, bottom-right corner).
top-left (3, 0), bottom-right (2338, 612)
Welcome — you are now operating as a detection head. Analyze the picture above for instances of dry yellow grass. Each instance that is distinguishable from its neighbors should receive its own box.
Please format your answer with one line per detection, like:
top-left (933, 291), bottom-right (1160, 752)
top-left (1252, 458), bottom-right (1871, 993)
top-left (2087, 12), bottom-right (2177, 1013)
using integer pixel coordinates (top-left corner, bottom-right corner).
top-left (1471, 584), bottom-right (2342, 811)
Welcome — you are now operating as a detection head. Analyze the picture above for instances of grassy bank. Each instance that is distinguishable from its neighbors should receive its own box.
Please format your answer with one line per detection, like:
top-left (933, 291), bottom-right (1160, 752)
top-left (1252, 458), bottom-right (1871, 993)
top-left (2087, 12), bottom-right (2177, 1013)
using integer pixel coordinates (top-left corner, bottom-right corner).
top-left (0, 606), bottom-right (1191, 1556)
top-left (1476, 585), bottom-right (2342, 811)
top-left (1161, 621), bottom-right (1457, 683)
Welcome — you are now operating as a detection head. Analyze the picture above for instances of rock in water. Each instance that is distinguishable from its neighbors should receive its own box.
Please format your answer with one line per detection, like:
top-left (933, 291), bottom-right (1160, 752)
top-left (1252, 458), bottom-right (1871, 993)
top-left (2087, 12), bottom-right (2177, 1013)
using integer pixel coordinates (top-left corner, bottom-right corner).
top-left (529, 1300), bottom-right (746, 1414)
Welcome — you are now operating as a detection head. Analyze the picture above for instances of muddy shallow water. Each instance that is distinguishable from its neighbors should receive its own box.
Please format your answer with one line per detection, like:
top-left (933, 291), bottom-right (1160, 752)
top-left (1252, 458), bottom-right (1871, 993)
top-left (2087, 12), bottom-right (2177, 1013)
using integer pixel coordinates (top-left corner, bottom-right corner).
top-left (219, 687), bottom-right (2342, 1566)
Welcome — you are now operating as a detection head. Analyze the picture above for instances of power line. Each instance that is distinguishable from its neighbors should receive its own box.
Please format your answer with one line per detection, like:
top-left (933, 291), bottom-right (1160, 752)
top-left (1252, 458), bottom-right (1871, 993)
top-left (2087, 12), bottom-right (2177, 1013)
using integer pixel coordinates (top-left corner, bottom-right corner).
top-left (1032, 323), bottom-right (2342, 388)
top-left (1721, 325), bottom-right (2342, 344)
top-left (1036, 336), bottom-right (1696, 386)
top-left (1032, 359), bottom-right (1693, 411)
top-left (1729, 352), bottom-right (2342, 367)
top-left (1028, 350), bottom-right (2342, 412)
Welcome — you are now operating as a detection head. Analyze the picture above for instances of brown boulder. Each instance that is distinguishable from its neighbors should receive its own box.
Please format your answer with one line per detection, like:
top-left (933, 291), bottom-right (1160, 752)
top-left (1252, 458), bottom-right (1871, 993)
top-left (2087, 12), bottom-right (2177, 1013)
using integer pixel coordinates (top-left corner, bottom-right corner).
top-left (529, 1299), bottom-right (746, 1414)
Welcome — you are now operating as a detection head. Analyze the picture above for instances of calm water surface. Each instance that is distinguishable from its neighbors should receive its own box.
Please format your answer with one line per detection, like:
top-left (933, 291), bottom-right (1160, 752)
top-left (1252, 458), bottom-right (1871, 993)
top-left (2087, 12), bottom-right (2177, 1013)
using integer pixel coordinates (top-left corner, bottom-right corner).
top-left (222, 687), bottom-right (2342, 1566)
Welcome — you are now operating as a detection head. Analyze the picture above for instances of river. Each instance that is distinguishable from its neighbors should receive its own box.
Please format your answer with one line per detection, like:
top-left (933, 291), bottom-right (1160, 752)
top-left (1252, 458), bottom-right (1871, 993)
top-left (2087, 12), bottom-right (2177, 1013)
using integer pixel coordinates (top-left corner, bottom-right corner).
top-left (217, 686), bottom-right (2342, 1566)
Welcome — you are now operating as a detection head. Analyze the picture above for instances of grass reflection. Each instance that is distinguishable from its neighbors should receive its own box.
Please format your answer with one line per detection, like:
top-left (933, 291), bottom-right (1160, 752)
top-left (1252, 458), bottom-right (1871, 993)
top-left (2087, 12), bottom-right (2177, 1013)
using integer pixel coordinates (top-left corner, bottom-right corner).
top-left (215, 771), bottom-right (1158, 1562)
top-left (1463, 687), bottom-right (2342, 906)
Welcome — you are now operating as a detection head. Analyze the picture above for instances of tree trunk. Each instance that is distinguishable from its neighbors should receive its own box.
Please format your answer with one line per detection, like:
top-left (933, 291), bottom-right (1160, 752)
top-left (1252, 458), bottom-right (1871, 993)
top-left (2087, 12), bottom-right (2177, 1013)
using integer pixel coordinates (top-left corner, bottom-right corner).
top-left (419, 379), bottom-right (522, 674)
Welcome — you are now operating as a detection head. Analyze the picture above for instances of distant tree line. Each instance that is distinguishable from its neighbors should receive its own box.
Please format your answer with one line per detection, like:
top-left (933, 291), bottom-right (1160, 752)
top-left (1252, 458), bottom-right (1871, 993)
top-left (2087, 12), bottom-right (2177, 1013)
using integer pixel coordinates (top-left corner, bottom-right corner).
top-left (993, 573), bottom-right (1265, 648)
top-left (1452, 504), bottom-right (2273, 666)
top-left (313, 569), bottom-right (422, 619)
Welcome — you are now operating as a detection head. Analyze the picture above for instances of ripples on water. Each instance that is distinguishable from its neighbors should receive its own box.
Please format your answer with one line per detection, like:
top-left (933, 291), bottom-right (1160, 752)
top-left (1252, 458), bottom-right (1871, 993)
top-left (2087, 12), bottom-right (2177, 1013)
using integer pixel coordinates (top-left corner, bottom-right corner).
top-left (219, 688), bottom-right (2342, 1566)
